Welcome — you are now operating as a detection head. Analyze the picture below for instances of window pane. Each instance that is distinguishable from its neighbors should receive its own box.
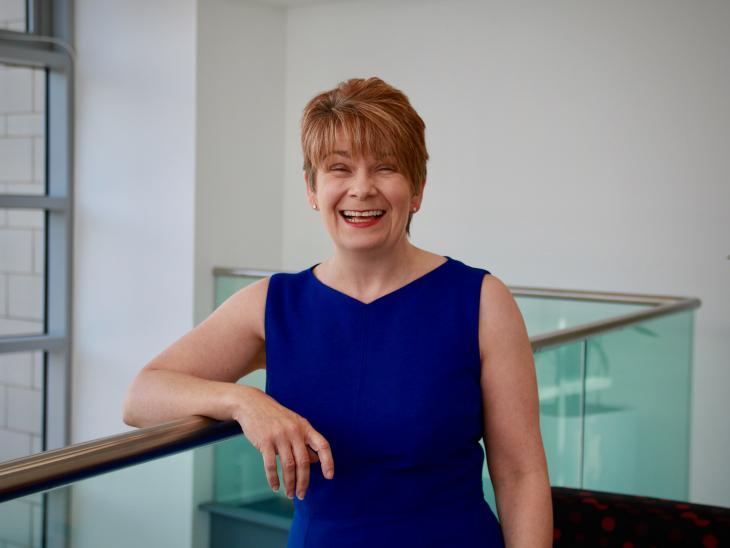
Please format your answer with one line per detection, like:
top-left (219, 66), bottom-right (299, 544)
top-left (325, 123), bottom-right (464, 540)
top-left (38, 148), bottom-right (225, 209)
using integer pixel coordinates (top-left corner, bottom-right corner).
top-left (0, 350), bottom-right (44, 546)
top-left (0, 1), bottom-right (27, 32)
top-left (0, 207), bottom-right (46, 336)
top-left (0, 351), bottom-right (44, 462)
top-left (1, 63), bottom-right (46, 195)
top-left (582, 311), bottom-right (694, 500)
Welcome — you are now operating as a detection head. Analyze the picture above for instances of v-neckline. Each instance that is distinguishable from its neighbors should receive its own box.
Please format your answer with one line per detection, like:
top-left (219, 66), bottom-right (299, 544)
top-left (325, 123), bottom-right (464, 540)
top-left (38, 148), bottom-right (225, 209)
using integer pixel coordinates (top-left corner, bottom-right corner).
top-left (308, 256), bottom-right (452, 307)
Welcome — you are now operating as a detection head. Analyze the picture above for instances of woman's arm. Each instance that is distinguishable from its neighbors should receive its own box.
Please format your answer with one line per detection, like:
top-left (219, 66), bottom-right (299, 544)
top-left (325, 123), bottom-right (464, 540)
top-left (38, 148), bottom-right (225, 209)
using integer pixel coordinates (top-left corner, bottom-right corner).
top-left (478, 274), bottom-right (553, 548)
top-left (122, 276), bottom-right (335, 501)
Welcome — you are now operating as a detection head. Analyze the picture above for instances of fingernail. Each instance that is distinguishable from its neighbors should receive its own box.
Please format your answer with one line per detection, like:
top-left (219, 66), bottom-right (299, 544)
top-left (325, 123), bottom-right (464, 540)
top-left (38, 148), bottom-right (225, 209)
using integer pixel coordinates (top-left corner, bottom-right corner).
top-left (297, 493), bottom-right (304, 500)
top-left (326, 470), bottom-right (334, 479)
top-left (273, 486), bottom-right (279, 492)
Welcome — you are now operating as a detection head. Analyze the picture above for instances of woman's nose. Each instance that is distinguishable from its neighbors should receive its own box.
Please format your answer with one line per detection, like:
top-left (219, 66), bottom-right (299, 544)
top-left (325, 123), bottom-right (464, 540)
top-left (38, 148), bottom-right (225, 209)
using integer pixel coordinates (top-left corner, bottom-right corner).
top-left (348, 170), bottom-right (377, 198)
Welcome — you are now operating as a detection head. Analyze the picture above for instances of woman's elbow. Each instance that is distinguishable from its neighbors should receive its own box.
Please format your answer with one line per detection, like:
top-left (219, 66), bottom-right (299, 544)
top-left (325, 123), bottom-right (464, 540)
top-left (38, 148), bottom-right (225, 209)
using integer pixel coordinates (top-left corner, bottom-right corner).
top-left (122, 374), bottom-right (145, 427)
top-left (122, 391), bottom-right (138, 427)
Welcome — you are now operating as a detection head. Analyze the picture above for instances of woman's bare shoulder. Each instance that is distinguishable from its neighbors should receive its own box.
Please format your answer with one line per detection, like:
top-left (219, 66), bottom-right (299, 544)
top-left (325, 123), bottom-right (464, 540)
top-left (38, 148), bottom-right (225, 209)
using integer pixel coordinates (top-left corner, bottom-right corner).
top-left (223, 276), bottom-right (270, 341)
top-left (478, 272), bottom-right (514, 312)
top-left (477, 273), bottom-right (529, 362)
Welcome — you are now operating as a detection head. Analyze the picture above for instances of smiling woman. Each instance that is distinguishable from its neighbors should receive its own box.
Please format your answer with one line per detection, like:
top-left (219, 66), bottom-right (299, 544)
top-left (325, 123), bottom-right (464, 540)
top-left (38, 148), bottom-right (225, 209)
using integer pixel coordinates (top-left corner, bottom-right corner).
top-left (267, 77), bottom-right (552, 546)
top-left (123, 76), bottom-right (552, 548)
top-left (301, 77), bottom-right (428, 239)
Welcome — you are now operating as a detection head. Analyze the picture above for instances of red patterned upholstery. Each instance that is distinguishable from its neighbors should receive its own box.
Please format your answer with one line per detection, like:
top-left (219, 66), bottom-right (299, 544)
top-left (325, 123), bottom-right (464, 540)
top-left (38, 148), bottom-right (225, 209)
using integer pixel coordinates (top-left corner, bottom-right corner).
top-left (551, 486), bottom-right (730, 547)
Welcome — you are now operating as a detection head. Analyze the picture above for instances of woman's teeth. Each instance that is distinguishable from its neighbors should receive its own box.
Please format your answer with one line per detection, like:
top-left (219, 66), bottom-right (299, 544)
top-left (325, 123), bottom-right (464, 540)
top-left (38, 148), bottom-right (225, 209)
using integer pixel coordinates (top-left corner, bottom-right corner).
top-left (341, 210), bottom-right (385, 223)
top-left (341, 210), bottom-right (385, 217)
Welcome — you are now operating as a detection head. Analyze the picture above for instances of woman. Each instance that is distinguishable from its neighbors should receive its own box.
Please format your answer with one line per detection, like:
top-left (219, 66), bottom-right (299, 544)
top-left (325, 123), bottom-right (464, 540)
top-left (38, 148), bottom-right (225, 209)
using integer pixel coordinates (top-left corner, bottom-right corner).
top-left (124, 77), bottom-right (552, 547)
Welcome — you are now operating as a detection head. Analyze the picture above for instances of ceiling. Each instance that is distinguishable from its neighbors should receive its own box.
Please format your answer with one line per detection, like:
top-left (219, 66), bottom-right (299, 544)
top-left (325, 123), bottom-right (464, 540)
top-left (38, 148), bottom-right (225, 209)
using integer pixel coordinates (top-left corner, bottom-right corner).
top-left (249, 0), bottom-right (357, 6)
top-left (248, 0), bottom-right (437, 7)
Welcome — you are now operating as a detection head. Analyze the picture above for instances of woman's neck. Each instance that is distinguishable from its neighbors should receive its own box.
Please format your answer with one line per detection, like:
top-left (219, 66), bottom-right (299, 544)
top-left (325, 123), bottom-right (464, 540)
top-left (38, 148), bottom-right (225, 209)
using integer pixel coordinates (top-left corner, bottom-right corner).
top-left (319, 241), bottom-right (428, 300)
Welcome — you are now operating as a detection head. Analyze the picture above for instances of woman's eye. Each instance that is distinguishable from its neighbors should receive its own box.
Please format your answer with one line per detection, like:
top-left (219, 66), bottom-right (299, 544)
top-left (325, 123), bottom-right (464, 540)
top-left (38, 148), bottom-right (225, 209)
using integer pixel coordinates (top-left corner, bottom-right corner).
top-left (378, 165), bottom-right (395, 172)
top-left (329, 165), bottom-right (349, 172)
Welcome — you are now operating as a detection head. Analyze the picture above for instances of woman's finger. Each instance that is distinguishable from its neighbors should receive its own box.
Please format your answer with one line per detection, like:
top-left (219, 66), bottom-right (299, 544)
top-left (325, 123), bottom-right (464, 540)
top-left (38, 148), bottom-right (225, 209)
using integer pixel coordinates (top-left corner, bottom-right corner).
top-left (261, 443), bottom-right (280, 493)
top-left (306, 429), bottom-right (334, 479)
top-left (291, 438), bottom-right (311, 500)
top-left (277, 441), bottom-right (297, 499)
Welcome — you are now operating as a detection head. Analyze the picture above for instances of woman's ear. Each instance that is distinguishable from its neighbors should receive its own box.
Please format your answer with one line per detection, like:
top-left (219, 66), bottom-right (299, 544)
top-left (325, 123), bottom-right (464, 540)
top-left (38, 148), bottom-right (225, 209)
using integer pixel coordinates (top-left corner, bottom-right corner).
top-left (304, 171), bottom-right (316, 208)
top-left (411, 179), bottom-right (426, 209)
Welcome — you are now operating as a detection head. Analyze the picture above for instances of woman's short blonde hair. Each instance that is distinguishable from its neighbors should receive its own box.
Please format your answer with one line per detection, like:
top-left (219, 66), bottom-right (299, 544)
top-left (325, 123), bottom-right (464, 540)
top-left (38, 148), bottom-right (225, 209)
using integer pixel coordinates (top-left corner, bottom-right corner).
top-left (301, 77), bottom-right (429, 236)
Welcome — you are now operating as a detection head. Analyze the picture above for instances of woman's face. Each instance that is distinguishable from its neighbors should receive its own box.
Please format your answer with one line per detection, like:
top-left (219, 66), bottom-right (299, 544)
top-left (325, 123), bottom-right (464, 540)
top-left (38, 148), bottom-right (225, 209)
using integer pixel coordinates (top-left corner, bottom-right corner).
top-left (306, 134), bottom-right (424, 254)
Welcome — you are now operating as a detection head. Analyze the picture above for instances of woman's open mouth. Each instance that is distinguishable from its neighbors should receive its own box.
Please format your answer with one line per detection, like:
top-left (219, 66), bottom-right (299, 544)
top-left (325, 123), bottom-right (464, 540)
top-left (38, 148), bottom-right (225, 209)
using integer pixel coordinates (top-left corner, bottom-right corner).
top-left (340, 209), bottom-right (385, 228)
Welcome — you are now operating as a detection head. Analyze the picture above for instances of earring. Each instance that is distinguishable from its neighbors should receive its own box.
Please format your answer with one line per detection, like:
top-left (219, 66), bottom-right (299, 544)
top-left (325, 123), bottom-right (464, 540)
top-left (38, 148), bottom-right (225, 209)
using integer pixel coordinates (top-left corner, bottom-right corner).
top-left (412, 207), bottom-right (418, 212)
top-left (312, 204), bottom-right (318, 210)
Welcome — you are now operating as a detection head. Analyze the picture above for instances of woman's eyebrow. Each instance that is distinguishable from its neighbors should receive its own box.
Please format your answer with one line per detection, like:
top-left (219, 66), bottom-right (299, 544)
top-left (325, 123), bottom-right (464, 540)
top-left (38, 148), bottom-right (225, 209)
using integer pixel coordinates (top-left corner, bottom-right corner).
top-left (325, 150), bottom-right (351, 159)
top-left (323, 150), bottom-right (395, 162)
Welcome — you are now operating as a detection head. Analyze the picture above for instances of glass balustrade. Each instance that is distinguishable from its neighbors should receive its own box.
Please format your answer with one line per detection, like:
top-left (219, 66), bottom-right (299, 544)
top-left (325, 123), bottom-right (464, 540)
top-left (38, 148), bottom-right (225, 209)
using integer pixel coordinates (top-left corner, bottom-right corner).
top-left (534, 340), bottom-right (585, 489)
top-left (207, 270), bottom-right (695, 540)
top-left (516, 295), bottom-right (651, 336)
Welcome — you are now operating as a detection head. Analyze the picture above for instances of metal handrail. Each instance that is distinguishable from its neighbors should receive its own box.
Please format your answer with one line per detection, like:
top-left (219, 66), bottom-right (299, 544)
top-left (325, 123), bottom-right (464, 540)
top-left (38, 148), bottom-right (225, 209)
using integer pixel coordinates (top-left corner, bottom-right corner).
top-left (0, 270), bottom-right (700, 502)
top-left (0, 417), bottom-right (241, 503)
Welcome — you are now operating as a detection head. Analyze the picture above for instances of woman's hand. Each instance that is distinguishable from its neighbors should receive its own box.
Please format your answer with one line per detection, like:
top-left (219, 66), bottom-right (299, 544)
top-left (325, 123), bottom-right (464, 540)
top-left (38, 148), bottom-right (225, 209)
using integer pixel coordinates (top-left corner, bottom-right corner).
top-left (233, 385), bottom-right (335, 500)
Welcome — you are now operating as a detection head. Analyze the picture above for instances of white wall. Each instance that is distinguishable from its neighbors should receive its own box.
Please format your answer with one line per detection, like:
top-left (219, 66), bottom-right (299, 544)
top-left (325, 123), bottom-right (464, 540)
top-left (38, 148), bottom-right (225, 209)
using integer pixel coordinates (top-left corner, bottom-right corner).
top-left (74, 1), bottom-right (198, 546)
top-left (194, 3), bottom-right (286, 546)
top-left (195, 0), bottom-right (285, 323)
top-left (282, 0), bottom-right (730, 507)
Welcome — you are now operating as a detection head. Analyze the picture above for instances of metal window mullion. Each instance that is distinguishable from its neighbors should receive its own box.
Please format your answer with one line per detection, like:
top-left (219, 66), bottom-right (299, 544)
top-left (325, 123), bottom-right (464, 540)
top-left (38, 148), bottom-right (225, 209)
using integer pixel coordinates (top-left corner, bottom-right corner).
top-left (45, 61), bottom-right (72, 454)
top-left (0, 335), bottom-right (65, 353)
top-left (28, 0), bottom-right (53, 36)
top-left (44, 0), bottom-right (74, 544)
top-left (0, 40), bottom-right (68, 70)
top-left (0, 195), bottom-right (68, 210)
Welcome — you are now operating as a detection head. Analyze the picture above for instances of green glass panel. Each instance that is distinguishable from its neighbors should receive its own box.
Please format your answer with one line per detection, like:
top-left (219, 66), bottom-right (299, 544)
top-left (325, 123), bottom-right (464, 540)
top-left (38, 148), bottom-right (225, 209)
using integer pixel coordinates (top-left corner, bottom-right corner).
top-left (582, 310), bottom-right (694, 500)
top-left (482, 341), bottom-right (585, 512)
top-left (214, 274), bottom-right (261, 308)
top-left (213, 273), bottom-right (277, 505)
top-left (515, 296), bottom-right (650, 337)
top-left (479, 441), bottom-right (496, 514)
top-left (534, 341), bottom-right (585, 488)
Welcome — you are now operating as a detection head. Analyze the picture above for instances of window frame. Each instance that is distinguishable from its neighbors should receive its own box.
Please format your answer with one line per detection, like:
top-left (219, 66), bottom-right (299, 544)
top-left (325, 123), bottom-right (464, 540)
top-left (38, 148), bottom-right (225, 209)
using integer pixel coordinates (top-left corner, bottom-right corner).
top-left (0, 1), bottom-right (73, 546)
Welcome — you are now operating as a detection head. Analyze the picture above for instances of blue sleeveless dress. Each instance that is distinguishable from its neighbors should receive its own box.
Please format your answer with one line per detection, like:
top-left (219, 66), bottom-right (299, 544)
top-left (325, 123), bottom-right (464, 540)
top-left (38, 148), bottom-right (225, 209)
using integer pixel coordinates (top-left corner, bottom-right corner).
top-left (265, 256), bottom-right (505, 547)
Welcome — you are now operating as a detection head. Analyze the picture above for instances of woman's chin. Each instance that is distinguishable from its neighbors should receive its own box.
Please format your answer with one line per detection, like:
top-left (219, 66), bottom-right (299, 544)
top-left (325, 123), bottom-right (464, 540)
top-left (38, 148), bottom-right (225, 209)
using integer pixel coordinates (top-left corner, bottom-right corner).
top-left (333, 236), bottom-right (388, 254)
